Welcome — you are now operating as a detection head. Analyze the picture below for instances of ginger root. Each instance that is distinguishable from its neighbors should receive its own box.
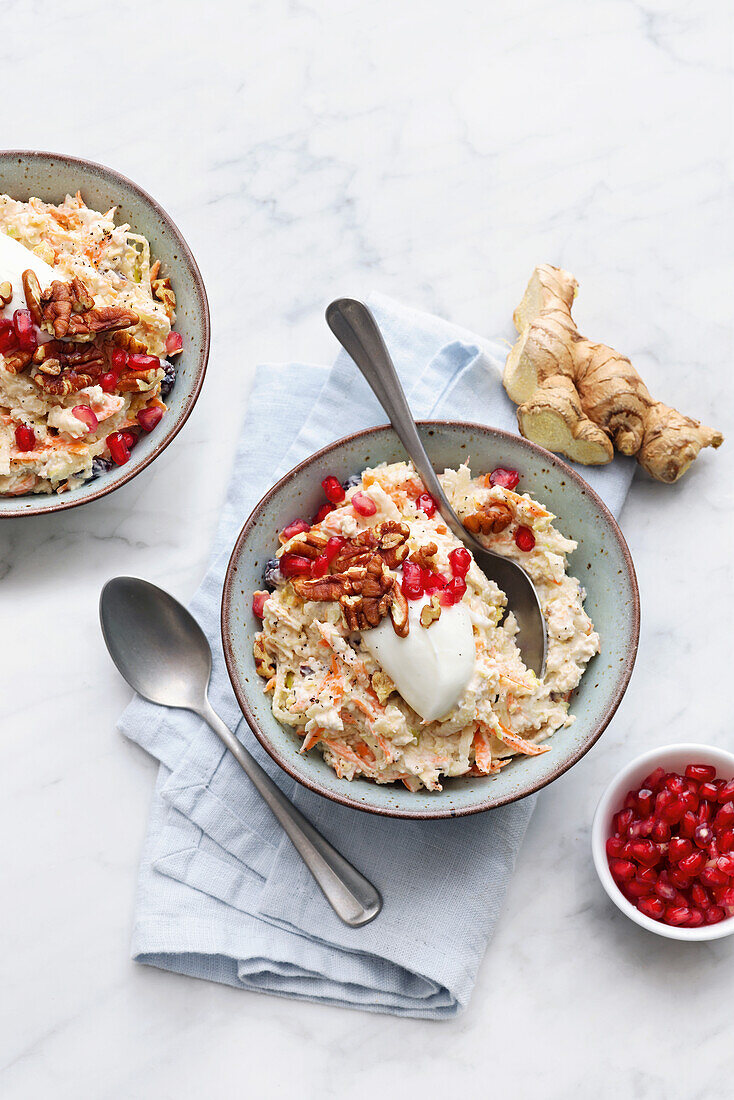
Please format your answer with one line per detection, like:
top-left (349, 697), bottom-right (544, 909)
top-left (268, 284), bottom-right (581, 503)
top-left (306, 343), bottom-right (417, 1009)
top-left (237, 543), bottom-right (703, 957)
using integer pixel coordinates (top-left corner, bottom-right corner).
top-left (503, 265), bottom-right (723, 483)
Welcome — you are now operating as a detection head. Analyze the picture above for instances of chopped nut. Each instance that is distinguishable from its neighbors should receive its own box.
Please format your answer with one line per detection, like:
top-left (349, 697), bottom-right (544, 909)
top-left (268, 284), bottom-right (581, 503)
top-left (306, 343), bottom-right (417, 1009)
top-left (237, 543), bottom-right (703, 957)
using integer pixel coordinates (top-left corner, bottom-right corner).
top-left (464, 501), bottom-right (513, 535)
top-left (22, 269), bottom-right (138, 341)
top-left (389, 584), bottom-right (410, 637)
top-left (285, 528), bottom-right (330, 559)
top-left (376, 520), bottom-right (410, 568)
top-left (253, 634), bottom-right (275, 679)
top-left (0, 280), bottom-right (12, 306)
top-left (292, 575), bottom-right (347, 602)
top-left (150, 261), bottom-right (176, 321)
top-left (30, 339), bottom-right (105, 394)
top-left (2, 348), bottom-right (34, 374)
top-left (420, 595), bottom-right (442, 628)
top-left (409, 541), bottom-right (438, 570)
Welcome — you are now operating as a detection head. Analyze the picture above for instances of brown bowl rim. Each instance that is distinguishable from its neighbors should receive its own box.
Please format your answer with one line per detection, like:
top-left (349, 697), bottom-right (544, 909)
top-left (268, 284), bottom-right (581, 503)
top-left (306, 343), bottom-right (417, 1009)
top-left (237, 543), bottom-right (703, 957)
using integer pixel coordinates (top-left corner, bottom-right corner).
top-left (0, 149), bottom-right (210, 518)
top-left (221, 421), bottom-right (640, 819)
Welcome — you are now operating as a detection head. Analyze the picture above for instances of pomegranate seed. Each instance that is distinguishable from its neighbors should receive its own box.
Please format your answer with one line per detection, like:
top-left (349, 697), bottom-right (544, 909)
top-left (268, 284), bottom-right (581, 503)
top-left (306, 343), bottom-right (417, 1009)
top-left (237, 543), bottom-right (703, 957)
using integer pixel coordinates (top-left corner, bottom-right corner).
top-left (121, 430), bottom-right (136, 450)
top-left (700, 780), bottom-right (722, 801)
top-left (668, 866), bottom-right (692, 890)
top-left (629, 840), bottom-right (662, 867)
top-left (282, 519), bottom-right (310, 541)
top-left (0, 317), bottom-right (17, 352)
top-left (638, 896), bottom-right (665, 920)
top-left (716, 854), bottom-right (734, 876)
top-left (12, 308), bottom-right (36, 352)
top-left (626, 879), bottom-right (652, 898)
top-left (488, 466), bottom-right (520, 490)
top-left (321, 475), bottom-right (345, 504)
top-left (138, 406), bottom-right (164, 433)
top-left (693, 823), bottom-right (714, 849)
top-left (668, 837), bottom-right (693, 863)
top-left (680, 811), bottom-right (697, 838)
top-left (678, 850), bottom-right (706, 877)
top-left (655, 789), bottom-right (675, 813)
top-left (100, 372), bottom-right (118, 393)
top-left (609, 859), bottom-right (636, 882)
top-left (665, 905), bottom-right (692, 926)
top-left (127, 352), bottom-right (160, 371)
top-left (660, 798), bottom-right (686, 825)
top-left (624, 789), bottom-right (638, 811)
top-left (312, 503), bottom-right (333, 524)
top-left (72, 405), bottom-right (98, 432)
top-left (352, 491), bottom-right (377, 517)
top-left (705, 906), bottom-right (726, 924)
top-left (666, 775), bottom-right (687, 795)
top-left (717, 780), bottom-right (734, 803)
top-left (636, 788), bottom-right (654, 816)
top-left (448, 547), bottom-right (472, 577)
top-left (654, 879), bottom-right (678, 903)
top-left (416, 493), bottom-right (436, 517)
top-left (614, 809), bottom-right (635, 836)
top-left (111, 347), bottom-right (128, 372)
top-left (279, 554), bottom-right (313, 578)
top-left (718, 828), bottom-right (734, 851)
top-left (715, 802), bottom-right (734, 828)
top-left (685, 909), bottom-right (705, 927)
top-left (14, 424), bottom-right (36, 452)
top-left (324, 536), bottom-right (345, 562)
top-left (165, 331), bottom-right (183, 355)
top-left (721, 887), bottom-right (734, 907)
top-left (701, 865), bottom-right (729, 889)
top-left (514, 525), bottom-right (535, 552)
top-left (696, 800), bottom-right (713, 824)
top-left (680, 790), bottom-right (699, 814)
top-left (637, 866), bottom-right (658, 885)
top-left (691, 883), bottom-right (712, 909)
top-left (252, 591), bottom-right (269, 618)
top-left (606, 836), bottom-right (626, 859)
top-left (106, 432), bottom-right (130, 466)
top-left (441, 576), bottom-right (467, 607)
top-left (312, 554), bottom-right (329, 578)
top-left (423, 571), bottom-right (448, 594)
top-left (643, 767), bottom-right (666, 792)
top-left (401, 561), bottom-right (425, 600)
top-left (686, 764), bottom-right (716, 783)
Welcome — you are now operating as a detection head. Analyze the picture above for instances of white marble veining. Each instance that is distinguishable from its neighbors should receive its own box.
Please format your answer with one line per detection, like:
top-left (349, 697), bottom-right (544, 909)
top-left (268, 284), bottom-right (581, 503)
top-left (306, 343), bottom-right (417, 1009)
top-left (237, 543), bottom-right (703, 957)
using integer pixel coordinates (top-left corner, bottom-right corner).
top-left (1, 0), bottom-right (733, 1096)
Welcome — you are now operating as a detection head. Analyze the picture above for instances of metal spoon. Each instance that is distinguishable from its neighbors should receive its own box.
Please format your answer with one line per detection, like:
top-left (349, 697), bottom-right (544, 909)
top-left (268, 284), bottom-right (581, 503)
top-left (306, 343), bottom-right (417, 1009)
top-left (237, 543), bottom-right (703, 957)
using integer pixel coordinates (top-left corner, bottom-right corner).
top-left (99, 576), bottom-right (382, 927)
top-left (326, 298), bottom-right (547, 676)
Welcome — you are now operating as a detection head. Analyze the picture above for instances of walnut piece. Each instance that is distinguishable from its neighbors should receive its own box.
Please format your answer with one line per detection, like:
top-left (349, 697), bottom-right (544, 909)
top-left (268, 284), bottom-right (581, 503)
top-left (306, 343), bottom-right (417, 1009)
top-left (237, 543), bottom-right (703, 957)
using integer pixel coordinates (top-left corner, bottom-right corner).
top-left (23, 269), bottom-right (139, 342)
top-left (420, 594), bottom-right (442, 628)
top-left (464, 501), bottom-right (513, 535)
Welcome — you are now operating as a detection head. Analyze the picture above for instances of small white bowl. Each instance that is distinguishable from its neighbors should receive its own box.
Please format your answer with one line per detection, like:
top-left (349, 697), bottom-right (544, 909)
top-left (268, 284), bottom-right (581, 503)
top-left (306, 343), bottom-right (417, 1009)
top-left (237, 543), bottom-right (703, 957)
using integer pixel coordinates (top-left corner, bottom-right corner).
top-left (592, 743), bottom-right (734, 941)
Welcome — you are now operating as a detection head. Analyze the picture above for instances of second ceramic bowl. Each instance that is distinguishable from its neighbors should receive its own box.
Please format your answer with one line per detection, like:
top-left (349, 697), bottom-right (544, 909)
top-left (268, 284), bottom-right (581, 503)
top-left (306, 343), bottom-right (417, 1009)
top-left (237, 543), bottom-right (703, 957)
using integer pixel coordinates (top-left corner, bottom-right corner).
top-left (221, 422), bottom-right (640, 819)
top-left (0, 150), bottom-right (209, 518)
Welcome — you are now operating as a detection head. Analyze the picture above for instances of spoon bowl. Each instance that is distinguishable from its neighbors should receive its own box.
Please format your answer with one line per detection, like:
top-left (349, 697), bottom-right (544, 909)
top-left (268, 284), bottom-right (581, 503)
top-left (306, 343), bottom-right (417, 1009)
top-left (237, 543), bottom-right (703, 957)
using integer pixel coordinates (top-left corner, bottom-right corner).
top-left (326, 298), bottom-right (547, 674)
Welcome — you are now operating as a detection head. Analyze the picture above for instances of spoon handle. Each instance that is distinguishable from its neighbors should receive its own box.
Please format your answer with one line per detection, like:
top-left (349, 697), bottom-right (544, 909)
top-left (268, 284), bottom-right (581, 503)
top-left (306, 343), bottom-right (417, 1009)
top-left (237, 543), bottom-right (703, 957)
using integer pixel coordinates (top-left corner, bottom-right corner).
top-left (199, 699), bottom-right (382, 927)
top-left (326, 297), bottom-right (473, 549)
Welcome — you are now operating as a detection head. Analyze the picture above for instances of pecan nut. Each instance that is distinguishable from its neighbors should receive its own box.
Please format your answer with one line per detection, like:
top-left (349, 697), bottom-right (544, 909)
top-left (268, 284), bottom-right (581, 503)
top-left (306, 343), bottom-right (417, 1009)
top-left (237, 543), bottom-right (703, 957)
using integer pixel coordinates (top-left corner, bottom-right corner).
top-left (389, 583), bottom-right (410, 638)
top-left (23, 269), bottom-right (139, 342)
top-left (292, 575), bottom-right (347, 602)
top-left (464, 501), bottom-right (513, 535)
top-left (376, 520), bottom-right (410, 568)
top-left (419, 594), bottom-right (442, 628)
top-left (409, 541), bottom-right (438, 570)
top-left (30, 340), bottom-right (106, 394)
top-left (253, 634), bottom-right (275, 679)
top-left (150, 260), bottom-right (176, 321)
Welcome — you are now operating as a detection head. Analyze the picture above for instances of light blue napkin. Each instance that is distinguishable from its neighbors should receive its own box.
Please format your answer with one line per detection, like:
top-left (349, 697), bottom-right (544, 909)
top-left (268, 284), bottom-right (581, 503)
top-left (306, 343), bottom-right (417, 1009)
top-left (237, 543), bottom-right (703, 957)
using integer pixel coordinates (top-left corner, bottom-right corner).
top-left (119, 294), bottom-right (635, 1017)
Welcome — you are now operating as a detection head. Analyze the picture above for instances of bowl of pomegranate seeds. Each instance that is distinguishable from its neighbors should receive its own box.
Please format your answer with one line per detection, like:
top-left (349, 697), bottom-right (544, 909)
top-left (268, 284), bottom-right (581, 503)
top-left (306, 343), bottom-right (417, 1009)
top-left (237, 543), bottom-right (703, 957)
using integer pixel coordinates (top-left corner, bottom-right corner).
top-left (0, 151), bottom-right (209, 517)
top-left (592, 744), bottom-right (734, 940)
top-left (222, 420), bottom-right (639, 819)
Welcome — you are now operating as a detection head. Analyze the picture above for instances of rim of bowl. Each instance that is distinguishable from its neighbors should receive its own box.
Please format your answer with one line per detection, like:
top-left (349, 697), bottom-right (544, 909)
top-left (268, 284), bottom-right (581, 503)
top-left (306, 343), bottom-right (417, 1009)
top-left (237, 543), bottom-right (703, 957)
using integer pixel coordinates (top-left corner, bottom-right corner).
top-left (0, 149), bottom-right (210, 518)
top-left (592, 742), bottom-right (734, 941)
top-left (221, 420), bottom-right (640, 819)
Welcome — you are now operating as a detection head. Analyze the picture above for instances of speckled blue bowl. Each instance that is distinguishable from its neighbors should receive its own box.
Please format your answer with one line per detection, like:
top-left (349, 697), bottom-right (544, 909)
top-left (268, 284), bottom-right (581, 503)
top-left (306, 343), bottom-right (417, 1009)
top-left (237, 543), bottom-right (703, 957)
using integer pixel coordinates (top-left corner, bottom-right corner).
top-left (0, 150), bottom-right (209, 518)
top-left (222, 422), bottom-right (639, 819)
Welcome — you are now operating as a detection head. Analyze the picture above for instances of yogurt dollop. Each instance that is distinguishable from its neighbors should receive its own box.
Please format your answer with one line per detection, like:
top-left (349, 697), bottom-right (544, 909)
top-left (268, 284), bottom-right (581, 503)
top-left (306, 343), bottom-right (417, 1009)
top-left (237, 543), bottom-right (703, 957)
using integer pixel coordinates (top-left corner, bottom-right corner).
top-left (0, 230), bottom-right (65, 335)
top-left (362, 594), bottom-right (475, 722)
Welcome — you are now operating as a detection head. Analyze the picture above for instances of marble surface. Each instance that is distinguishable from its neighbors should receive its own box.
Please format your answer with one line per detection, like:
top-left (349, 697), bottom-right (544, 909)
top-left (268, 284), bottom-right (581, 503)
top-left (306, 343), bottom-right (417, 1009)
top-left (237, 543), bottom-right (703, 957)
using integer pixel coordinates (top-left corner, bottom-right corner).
top-left (1, 0), bottom-right (732, 1096)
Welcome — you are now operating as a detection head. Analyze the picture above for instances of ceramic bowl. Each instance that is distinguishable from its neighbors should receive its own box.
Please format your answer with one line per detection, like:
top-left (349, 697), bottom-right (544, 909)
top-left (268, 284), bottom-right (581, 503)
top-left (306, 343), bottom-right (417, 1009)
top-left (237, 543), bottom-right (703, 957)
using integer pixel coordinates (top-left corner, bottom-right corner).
top-left (222, 421), bottom-right (640, 819)
top-left (592, 743), bottom-right (734, 941)
top-left (0, 150), bottom-right (209, 518)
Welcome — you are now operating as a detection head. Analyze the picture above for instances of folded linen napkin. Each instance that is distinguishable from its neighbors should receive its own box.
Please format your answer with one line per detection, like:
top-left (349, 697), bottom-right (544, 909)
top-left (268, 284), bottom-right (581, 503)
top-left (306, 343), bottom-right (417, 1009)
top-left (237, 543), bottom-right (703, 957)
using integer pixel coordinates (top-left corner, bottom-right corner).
top-left (119, 294), bottom-right (635, 1017)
